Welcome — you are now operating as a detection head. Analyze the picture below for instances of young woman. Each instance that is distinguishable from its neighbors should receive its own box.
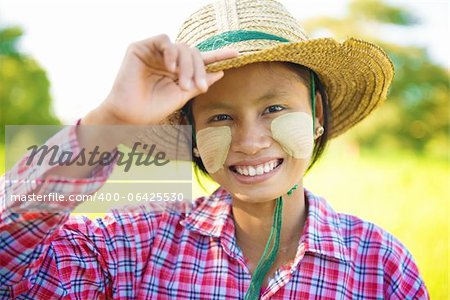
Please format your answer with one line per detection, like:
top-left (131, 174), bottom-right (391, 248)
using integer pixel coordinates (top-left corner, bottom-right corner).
top-left (0, 0), bottom-right (429, 299)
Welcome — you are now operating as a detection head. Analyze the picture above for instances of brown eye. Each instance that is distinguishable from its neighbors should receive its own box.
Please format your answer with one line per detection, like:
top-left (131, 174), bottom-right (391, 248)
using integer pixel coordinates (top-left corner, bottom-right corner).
top-left (264, 105), bottom-right (285, 114)
top-left (211, 114), bottom-right (232, 122)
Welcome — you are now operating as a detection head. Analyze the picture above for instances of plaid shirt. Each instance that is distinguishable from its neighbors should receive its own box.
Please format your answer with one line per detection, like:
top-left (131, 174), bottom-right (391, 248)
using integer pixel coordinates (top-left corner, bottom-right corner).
top-left (0, 126), bottom-right (429, 299)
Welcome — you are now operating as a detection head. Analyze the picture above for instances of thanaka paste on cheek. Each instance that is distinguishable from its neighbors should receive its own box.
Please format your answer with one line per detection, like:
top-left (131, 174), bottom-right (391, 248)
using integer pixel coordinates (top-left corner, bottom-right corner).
top-left (195, 112), bottom-right (313, 173)
top-left (196, 126), bottom-right (232, 173)
top-left (271, 112), bottom-right (314, 159)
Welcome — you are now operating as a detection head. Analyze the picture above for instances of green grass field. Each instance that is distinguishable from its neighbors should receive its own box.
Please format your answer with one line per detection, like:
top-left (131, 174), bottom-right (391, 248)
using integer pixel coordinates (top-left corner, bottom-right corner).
top-left (1, 142), bottom-right (448, 298)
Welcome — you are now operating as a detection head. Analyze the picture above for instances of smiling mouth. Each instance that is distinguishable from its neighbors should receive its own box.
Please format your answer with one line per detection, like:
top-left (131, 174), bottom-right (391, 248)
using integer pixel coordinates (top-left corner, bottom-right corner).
top-left (229, 159), bottom-right (283, 177)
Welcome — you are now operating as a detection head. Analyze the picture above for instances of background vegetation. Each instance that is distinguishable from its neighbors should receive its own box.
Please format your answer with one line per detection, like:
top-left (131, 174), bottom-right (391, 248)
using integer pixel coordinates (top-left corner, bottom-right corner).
top-left (0, 26), bottom-right (60, 139)
top-left (1, 0), bottom-right (448, 298)
top-left (303, 0), bottom-right (449, 160)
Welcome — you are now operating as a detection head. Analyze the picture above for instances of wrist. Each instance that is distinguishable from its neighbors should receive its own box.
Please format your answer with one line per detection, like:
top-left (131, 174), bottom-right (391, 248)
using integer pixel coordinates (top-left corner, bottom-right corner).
top-left (81, 105), bottom-right (121, 125)
top-left (78, 107), bottom-right (124, 149)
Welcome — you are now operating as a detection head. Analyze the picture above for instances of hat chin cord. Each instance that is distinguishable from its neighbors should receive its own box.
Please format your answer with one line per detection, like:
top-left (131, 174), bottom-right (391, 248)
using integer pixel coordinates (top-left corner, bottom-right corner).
top-left (243, 184), bottom-right (298, 299)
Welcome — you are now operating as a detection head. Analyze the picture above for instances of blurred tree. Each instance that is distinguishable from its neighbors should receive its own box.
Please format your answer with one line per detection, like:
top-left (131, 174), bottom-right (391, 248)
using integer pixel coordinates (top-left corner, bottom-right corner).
top-left (0, 25), bottom-right (60, 143)
top-left (304, 0), bottom-right (449, 158)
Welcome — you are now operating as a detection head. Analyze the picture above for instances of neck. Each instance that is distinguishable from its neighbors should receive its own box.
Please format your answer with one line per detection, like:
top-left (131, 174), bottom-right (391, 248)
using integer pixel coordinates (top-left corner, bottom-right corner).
top-left (231, 183), bottom-right (307, 258)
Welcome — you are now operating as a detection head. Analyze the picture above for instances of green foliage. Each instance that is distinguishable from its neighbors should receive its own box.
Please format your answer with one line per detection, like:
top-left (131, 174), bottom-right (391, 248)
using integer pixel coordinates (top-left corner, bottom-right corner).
top-left (304, 0), bottom-right (449, 159)
top-left (0, 26), bottom-right (23, 56)
top-left (0, 25), bottom-right (60, 142)
top-left (350, 43), bottom-right (449, 158)
top-left (349, 0), bottom-right (418, 25)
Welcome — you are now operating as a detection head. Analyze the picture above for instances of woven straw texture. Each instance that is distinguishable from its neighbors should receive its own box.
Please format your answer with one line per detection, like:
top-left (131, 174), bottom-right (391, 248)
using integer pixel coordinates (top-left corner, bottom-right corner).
top-left (172, 0), bottom-right (394, 138)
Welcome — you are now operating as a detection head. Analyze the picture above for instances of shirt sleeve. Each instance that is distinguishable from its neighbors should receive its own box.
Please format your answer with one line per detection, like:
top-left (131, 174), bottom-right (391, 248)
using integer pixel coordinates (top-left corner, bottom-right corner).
top-left (0, 121), bottom-right (117, 296)
top-left (382, 234), bottom-right (430, 300)
top-left (0, 208), bottom-right (162, 299)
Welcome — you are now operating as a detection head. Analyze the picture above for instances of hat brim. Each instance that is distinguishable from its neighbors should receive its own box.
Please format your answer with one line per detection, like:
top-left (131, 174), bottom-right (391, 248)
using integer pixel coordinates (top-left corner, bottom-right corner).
top-left (199, 37), bottom-right (394, 138)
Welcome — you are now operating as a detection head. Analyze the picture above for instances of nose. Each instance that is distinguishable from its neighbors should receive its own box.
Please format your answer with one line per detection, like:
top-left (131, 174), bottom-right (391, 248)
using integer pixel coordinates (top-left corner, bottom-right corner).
top-left (230, 119), bottom-right (272, 155)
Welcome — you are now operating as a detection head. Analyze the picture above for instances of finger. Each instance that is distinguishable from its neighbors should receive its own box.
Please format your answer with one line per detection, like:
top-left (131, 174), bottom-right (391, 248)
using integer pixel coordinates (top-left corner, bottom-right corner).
top-left (150, 34), bottom-right (172, 53)
top-left (177, 44), bottom-right (195, 90)
top-left (205, 71), bottom-right (225, 87)
top-left (163, 43), bottom-right (178, 73)
top-left (181, 71), bottom-right (224, 100)
top-left (192, 49), bottom-right (208, 92)
top-left (202, 48), bottom-right (239, 65)
top-left (136, 34), bottom-right (171, 59)
top-left (130, 34), bottom-right (174, 71)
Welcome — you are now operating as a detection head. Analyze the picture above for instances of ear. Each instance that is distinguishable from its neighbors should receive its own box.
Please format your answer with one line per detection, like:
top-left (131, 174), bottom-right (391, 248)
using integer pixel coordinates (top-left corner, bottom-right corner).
top-left (314, 91), bottom-right (324, 127)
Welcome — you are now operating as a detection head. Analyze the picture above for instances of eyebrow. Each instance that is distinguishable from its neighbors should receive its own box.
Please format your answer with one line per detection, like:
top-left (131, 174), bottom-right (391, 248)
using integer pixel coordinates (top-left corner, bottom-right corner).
top-left (257, 89), bottom-right (290, 102)
top-left (203, 89), bottom-right (291, 112)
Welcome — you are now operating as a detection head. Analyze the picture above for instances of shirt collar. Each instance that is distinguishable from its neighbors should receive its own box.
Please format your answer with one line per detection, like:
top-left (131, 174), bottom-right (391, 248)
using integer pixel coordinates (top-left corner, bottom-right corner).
top-left (301, 189), bottom-right (351, 262)
top-left (180, 187), bottom-right (233, 238)
top-left (180, 186), bottom-right (350, 262)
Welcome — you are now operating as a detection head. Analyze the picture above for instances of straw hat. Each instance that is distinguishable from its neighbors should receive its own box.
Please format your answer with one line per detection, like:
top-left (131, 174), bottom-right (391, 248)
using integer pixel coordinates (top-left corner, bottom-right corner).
top-left (169, 0), bottom-right (394, 138)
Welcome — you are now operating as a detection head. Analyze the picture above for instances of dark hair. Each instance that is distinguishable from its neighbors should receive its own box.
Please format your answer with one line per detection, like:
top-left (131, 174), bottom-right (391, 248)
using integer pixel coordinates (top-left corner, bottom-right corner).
top-left (180, 62), bottom-right (331, 183)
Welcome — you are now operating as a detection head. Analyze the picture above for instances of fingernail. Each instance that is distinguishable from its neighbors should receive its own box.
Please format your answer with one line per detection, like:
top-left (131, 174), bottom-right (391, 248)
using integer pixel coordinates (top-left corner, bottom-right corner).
top-left (213, 71), bottom-right (224, 79)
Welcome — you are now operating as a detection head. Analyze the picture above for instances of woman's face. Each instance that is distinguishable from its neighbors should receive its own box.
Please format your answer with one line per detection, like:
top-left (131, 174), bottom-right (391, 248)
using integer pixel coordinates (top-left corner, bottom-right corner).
top-left (192, 62), bottom-right (316, 203)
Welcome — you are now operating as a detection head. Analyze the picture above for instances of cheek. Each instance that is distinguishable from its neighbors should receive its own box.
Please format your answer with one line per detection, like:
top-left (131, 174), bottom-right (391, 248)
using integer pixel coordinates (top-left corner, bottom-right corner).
top-left (196, 126), bottom-right (232, 173)
top-left (271, 112), bottom-right (314, 159)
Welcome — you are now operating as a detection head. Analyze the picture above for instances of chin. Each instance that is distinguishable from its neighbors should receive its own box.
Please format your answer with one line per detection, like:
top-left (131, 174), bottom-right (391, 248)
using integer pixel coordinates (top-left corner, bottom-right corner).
top-left (229, 183), bottom-right (295, 203)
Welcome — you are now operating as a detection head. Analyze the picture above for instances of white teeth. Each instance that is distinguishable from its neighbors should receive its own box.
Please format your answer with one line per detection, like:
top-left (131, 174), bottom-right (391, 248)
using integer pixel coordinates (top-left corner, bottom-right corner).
top-left (249, 167), bottom-right (256, 176)
top-left (256, 166), bottom-right (264, 175)
top-left (234, 160), bottom-right (280, 177)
